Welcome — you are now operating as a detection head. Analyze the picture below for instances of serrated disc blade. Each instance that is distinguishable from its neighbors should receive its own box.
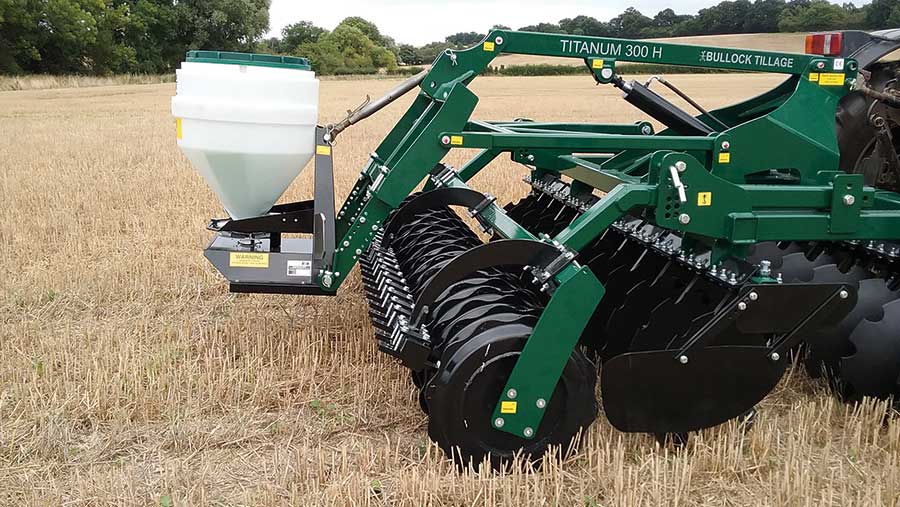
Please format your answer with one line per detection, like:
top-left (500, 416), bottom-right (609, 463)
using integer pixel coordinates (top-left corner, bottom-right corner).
top-left (842, 298), bottom-right (900, 398)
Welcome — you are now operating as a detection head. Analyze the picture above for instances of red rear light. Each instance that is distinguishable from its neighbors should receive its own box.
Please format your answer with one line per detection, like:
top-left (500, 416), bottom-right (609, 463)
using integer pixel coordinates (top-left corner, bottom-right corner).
top-left (806, 32), bottom-right (843, 56)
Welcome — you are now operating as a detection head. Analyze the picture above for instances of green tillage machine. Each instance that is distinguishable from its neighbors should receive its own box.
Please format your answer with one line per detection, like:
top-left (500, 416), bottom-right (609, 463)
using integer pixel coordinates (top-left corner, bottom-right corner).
top-left (199, 29), bottom-right (900, 468)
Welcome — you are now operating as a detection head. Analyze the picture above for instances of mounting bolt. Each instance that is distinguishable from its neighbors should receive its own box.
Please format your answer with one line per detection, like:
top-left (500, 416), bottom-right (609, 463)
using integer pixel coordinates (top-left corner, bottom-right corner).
top-left (839, 289), bottom-right (849, 299)
top-left (523, 427), bottom-right (534, 438)
top-left (641, 124), bottom-right (653, 135)
top-left (343, 241), bottom-right (350, 247)
top-left (678, 213), bottom-right (691, 225)
top-left (843, 194), bottom-right (856, 206)
top-left (527, 154), bottom-right (535, 162)
top-left (721, 140), bottom-right (730, 150)
top-left (738, 301), bottom-right (748, 311)
top-left (360, 216), bottom-right (366, 223)
top-left (536, 398), bottom-right (547, 408)
top-left (759, 260), bottom-right (772, 277)
top-left (679, 355), bottom-right (689, 364)
top-left (495, 36), bottom-right (504, 45)
top-left (675, 161), bottom-right (687, 172)
top-left (507, 388), bottom-right (517, 399)
top-left (322, 273), bottom-right (333, 288)
top-left (355, 249), bottom-right (362, 255)
top-left (441, 135), bottom-right (451, 145)
top-left (494, 418), bottom-right (505, 428)
top-left (770, 352), bottom-right (781, 361)
top-left (600, 68), bottom-right (614, 80)
top-left (748, 291), bottom-right (759, 301)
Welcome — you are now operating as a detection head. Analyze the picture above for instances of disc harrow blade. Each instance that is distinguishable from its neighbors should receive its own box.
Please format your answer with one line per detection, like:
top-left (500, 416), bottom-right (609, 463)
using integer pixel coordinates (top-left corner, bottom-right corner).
top-left (806, 277), bottom-right (899, 389)
top-left (842, 298), bottom-right (900, 399)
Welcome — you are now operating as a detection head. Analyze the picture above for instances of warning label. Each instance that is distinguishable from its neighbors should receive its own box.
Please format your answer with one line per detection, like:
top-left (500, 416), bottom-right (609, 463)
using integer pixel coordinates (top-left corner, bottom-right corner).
top-left (229, 252), bottom-right (269, 268)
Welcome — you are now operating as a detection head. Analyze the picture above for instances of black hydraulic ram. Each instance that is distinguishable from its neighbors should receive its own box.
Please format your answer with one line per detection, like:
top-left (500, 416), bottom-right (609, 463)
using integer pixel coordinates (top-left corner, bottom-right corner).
top-left (611, 75), bottom-right (716, 136)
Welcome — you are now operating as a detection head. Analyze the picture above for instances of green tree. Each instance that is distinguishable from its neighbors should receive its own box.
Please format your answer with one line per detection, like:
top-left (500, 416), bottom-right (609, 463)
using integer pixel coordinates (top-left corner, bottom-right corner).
top-left (397, 43), bottom-right (417, 65)
top-left (691, 0), bottom-right (754, 34)
top-left (607, 7), bottom-right (653, 38)
top-left (559, 15), bottom-right (607, 36)
top-left (742, 0), bottom-right (787, 32)
top-left (517, 22), bottom-right (563, 33)
top-left (866, 0), bottom-right (900, 29)
top-left (121, 0), bottom-right (181, 73)
top-left (779, 0), bottom-right (848, 31)
top-left (445, 32), bottom-right (485, 46)
top-left (0, 0), bottom-right (41, 73)
top-left (173, 0), bottom-right (270, 54)
top-left (281, 20), bottom-right (325, 50)
top-left (414, 41), bottom-right (452, 65)
top-left (301, 23), bottom-right (396, 74)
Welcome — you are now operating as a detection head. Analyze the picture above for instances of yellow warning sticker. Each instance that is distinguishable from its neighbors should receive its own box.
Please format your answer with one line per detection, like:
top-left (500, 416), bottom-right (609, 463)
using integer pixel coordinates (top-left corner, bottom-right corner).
top-left (229, 252), bottom-right (269, 268)
top-left (697, 192), bottom-right (712, 207)
top-left (718, 152), bottom-right (731, 164)
top-left (818, 73), bottom-right (845, 86)
top-left (450, 135), bottom-right (464, 146)
top-left (592, 59), bottom-right (605, 69)
top-left (809, 73), bottom-right (820, 82)
top-left (483, 41), bottom-right (495, 52)
top-left (176, 118), bottom-right (183, 140)
top-left (316, 145), bottom-right (332, 156)
top-left (500, 401), bottom-right (518, 414)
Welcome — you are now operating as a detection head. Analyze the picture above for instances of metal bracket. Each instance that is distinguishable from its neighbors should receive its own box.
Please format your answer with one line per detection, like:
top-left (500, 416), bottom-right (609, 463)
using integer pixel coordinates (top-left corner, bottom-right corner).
top-left (830, 173), bottom-right (864, 233)
top-left (429, 163), bottom-right (458, 187)
top-left (466, 193), bottom-right (497, 232)
top-left (531, 237), bottom-right (578, 293)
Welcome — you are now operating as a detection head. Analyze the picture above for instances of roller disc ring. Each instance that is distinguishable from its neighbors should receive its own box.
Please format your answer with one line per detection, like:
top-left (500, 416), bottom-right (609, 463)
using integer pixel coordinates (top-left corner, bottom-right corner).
top-left (426, 328), bottom-right (597, 470)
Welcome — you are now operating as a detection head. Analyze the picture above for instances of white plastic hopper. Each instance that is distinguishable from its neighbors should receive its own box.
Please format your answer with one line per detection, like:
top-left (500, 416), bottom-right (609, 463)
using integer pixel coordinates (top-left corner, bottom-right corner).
top-left (171, 51), bottom-right (319, 220)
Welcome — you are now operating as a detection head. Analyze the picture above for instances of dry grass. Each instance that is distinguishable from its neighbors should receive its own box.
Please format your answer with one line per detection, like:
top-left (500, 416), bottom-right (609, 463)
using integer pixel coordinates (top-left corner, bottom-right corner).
top-left (495, 33), bottom-right (807, 67)
top-left (2, 74), bottom-right (900, 506)
top-left (0, 74), bottom-right (175, 92)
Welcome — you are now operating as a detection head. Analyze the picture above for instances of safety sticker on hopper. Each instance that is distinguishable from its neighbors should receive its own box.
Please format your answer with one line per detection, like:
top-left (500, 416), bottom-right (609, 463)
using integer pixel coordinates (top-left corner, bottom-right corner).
top-left (718, 152), bottom-right (731, 164)
top-left (500, 401), bottom-right (517, 414)
top-left (176, 118), bottom-right (183, 139)
top-left (451, 135), bottom-right (464, 146)
top-left (483, 41), bottom-right (495, 52)
top-left (229, 252), bottom-right (269, 268)
top-left (697, 192), bottom-right (712, 207)
top-left (592, 59), bottom-right (605, 69)
top-left (316, 145), bottom-right (332, 156)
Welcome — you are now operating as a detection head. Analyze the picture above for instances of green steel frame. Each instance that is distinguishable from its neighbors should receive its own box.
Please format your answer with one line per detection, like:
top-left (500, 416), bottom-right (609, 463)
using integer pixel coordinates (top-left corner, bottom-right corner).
top-left (323, 29), bottom-right (894, 438)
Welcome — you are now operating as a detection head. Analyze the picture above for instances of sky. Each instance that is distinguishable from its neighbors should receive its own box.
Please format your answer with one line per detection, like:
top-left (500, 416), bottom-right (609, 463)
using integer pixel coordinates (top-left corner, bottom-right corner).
top-left (267, 0), bottom-right (865, 46)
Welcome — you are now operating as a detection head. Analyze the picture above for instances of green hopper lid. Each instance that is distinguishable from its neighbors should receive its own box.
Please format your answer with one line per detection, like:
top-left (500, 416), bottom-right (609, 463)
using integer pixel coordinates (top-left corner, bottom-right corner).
top-left (185, 50), bottom-right (311, 71)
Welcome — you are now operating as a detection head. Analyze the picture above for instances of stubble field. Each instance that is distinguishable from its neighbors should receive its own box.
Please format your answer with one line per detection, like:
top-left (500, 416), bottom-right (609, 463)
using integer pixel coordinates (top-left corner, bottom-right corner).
top-left (2, 74), bottom-right (900, 506)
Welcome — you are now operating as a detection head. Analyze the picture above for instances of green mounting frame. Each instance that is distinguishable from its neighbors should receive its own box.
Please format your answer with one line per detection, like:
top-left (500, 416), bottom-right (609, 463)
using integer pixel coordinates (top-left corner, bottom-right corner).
top-left (322, 30), bottom-right (894, 438)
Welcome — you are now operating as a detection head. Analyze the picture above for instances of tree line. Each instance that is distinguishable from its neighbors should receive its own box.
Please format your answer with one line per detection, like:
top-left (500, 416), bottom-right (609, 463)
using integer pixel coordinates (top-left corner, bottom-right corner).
top-left (3, 0), bottom-right (900, 76)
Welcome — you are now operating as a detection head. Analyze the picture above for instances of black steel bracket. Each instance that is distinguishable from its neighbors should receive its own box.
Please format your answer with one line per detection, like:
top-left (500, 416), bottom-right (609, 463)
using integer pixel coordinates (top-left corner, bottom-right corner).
top-left (674, 282), bottom-right (857, 361)
top-left (203, 126), bottom-right (337, 294)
